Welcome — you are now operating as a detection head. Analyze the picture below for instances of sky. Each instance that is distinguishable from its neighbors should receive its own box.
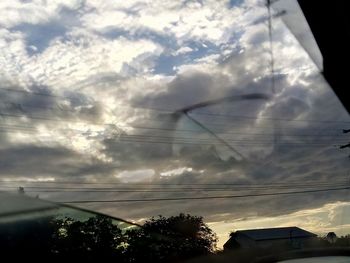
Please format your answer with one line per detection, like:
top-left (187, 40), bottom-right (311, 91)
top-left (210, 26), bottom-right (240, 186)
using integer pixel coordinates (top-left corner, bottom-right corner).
top-left (0, 0), bottom-right (349, 248)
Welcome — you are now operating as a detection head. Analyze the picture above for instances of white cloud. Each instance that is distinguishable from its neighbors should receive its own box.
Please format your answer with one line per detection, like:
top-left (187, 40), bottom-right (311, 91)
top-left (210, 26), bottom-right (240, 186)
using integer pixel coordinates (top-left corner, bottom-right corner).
top-left (173, 46), bottom-right (193, 56)
top-left (1, 176), bottom-right (55, 182)
top-left (0, 29), bottom-right (163, 90)
top-left (0, 0), bottom-right (349, 245)
top-left (115, 169), bottom-right (155, 183)
top-left (160, 167), bottom-right (193, 177)
top-left (81, 0), bottom-right (258, 46)
top-left (0, 0), bottom-right (83, 27)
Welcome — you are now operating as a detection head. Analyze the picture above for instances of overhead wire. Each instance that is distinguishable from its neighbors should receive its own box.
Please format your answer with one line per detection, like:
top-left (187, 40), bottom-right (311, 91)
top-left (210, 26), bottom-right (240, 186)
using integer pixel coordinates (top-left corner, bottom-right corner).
top-left (1, 97), bottom-right (349, 125)
top-left (1, 182), bottom-right (345, 190)
top-left (0, 122), bottom-right (347, 138)
top-left (58, 187), bottom-right (350, 203)
top-left (1, 178), bottom-right (347, 186)
top-left (0, 126), bottom-right (346, 148)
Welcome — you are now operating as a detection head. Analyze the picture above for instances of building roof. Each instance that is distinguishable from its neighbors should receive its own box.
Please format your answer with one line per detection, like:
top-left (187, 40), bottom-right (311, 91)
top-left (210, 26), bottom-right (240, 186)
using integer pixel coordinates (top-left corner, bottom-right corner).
top-left (235, 227), bottom-right (317, 241)
top-left (223, 226), bottom-right (317, 249)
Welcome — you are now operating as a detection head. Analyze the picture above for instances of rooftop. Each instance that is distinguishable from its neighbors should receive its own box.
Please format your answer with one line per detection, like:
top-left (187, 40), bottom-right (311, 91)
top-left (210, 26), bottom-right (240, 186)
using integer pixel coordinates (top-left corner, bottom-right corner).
top-left (234, 227), bottom-right (317, 241)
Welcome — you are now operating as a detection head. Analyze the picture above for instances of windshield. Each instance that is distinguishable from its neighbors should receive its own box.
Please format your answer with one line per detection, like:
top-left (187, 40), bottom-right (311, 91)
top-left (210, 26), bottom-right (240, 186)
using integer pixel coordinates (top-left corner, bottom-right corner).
top-left (0, 0), bottom-right (349, 261)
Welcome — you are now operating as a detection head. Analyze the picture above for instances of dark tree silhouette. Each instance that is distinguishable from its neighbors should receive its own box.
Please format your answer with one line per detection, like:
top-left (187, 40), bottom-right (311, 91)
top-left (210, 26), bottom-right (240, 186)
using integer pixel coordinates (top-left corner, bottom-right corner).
top-left (124, 213), bottom-right (217, 263)
top-left (0, 216), bottom-right (60, 258)
top-left (0, 215), bottom-right (125, 261)
top-left (0, 213), bottom-right (217, 262)
top-left (51, 215), bottom-right (125, 260)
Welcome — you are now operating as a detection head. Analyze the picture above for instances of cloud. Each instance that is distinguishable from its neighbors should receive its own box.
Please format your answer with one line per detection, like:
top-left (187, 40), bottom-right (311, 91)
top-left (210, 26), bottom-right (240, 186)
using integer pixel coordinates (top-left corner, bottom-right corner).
top-left (210, 201), bottom-right (350, 248)
top-left (0, 0), bottom-right (349, 248)
top-left (173, 46), bottom-right (193, 56)
top-left (11, 5), bottom-right (83, 55)
top-left (160, 167), bottom-right (194, 177)
top-left (82, 0), bottom-right (246, 45)
top-left (0, 0), bottom-right (83, 28)
top-left (0, 145), bottom-right (111, 178)
top-left (116, 169), bottom-right (155, 183)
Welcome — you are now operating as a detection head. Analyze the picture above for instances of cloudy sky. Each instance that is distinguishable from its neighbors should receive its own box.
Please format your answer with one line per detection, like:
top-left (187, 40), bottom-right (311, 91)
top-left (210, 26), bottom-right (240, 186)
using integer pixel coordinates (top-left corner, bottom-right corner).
top-left (0, 0), bottom-right (349, 247)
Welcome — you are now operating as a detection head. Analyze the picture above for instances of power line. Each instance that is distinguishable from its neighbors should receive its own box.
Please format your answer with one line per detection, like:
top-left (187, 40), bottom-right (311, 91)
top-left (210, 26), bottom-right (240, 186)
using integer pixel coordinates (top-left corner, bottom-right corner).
top-left (125, 125), bottom-right (346, 137)
top-left (112, 138), bottom-right (342, 147)
top-left (0, 124), bottom-right (348, 146)
top-left (0, 87), bottom-right (63, 98)
top-left (0, 122), bottom-right (347, 138)
top-left (1, 86), bottom-right (349, 127)
top-left (190, 111), bottom-right (350, 124)
top-left (106, 111), bottom-right (349, 129)
top-left (1, 99), bottom-right (350, 126)
top-left (106, 104), bottom-right (350, 124)
top-left (0, 101), bottom-right (347, 150)
top-left (1, 178), bottom-right (346, 186)
top-left (122, 134), bottom-right (348, 143)
top-left (61, 187), bottom-right (350, 203)
top-left (1, 101), bottom-right (349, 137)
top-left (0, 101), bottom-right (75, 114)
top-left (0, 128), bottom-right (343, 148)
top-left (0, 123), bottom-right (347, 146)
top-left (2, 179), bottom-right (346, 189)
top-left (2, 187), bottom-right (345, 195)
top-left (0, 112), bottom-right (71, 122)
top-left (1, 182), bottom-right (345, 191)
top-left (138, 117), bottom-right (350, 133)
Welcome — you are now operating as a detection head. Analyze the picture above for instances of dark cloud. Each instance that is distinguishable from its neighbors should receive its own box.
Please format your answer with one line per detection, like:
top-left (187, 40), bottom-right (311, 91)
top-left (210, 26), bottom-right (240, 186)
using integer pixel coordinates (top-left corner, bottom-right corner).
top-left (78, 65), bottom-right (350, 224)
top-left (1, 0), bottom-right (350, 244)
top-left (0, 145), bottom-right (77, 177)
top-left (1, 55), bottom-right (347, 229)
top-left (0, 84), bottom-right (103, 126)
top-left (0, 145), bottom-right (117, 178)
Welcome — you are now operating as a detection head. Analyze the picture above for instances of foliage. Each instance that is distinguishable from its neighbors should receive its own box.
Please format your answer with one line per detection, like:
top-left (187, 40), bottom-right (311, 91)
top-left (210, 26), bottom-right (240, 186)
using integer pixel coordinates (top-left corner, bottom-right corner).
top-left (0, 213), bottom-right (217, 262)
top-left (52, 215), bottom-right (125, 259)
top-left (125, 213), bottom-right (217, 263)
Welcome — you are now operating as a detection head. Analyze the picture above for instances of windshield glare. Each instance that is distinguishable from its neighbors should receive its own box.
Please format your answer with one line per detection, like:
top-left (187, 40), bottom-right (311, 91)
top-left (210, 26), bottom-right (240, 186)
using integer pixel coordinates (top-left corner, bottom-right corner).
top-left (0, 0), bottom-right (349, 261)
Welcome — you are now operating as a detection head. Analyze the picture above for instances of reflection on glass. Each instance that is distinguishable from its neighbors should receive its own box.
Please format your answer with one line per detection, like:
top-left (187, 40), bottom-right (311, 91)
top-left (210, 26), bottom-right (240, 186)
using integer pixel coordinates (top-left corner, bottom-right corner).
top-left (0, 0), bottom-right (349, 261)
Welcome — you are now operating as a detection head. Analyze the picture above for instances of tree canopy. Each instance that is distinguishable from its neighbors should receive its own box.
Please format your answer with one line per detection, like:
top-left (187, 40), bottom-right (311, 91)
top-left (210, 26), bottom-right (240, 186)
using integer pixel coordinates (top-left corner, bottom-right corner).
top-left (0, 213), bottom-right (217, 262)
top-left (125, 213), bottom-right (217, 262)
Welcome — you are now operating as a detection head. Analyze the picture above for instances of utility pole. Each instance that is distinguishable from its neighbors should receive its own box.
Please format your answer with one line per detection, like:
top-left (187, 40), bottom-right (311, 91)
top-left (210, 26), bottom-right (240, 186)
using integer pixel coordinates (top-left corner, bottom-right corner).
top-left (339, 128), bottom-right (350, 158)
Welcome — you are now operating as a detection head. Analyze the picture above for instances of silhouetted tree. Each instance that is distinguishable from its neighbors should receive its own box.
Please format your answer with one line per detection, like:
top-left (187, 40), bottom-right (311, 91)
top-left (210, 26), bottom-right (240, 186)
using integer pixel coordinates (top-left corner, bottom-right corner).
top-left (0, 213), bottom-right (217, 262)
top-left (52, 215), bottom-right (125, 260)
top-left (0, 215), bottom-right (125, 261)
top-left (326, 232), bottom-right (338, 244)
top-left (125, 213), bottom-right (217, 263)
top-left (0, 216), bottom-right (60, 258)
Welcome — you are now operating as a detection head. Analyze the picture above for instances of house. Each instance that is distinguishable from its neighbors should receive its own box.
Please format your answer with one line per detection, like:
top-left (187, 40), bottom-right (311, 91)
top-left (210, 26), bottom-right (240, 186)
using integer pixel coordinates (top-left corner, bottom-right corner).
top-left (223, 226), bottom-right (317, 251)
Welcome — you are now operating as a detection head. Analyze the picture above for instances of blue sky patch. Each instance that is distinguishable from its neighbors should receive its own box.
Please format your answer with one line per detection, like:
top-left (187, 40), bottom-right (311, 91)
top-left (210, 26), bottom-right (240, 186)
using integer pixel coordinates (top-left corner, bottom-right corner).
top-left (13, 22), bottom-right (67, 55)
